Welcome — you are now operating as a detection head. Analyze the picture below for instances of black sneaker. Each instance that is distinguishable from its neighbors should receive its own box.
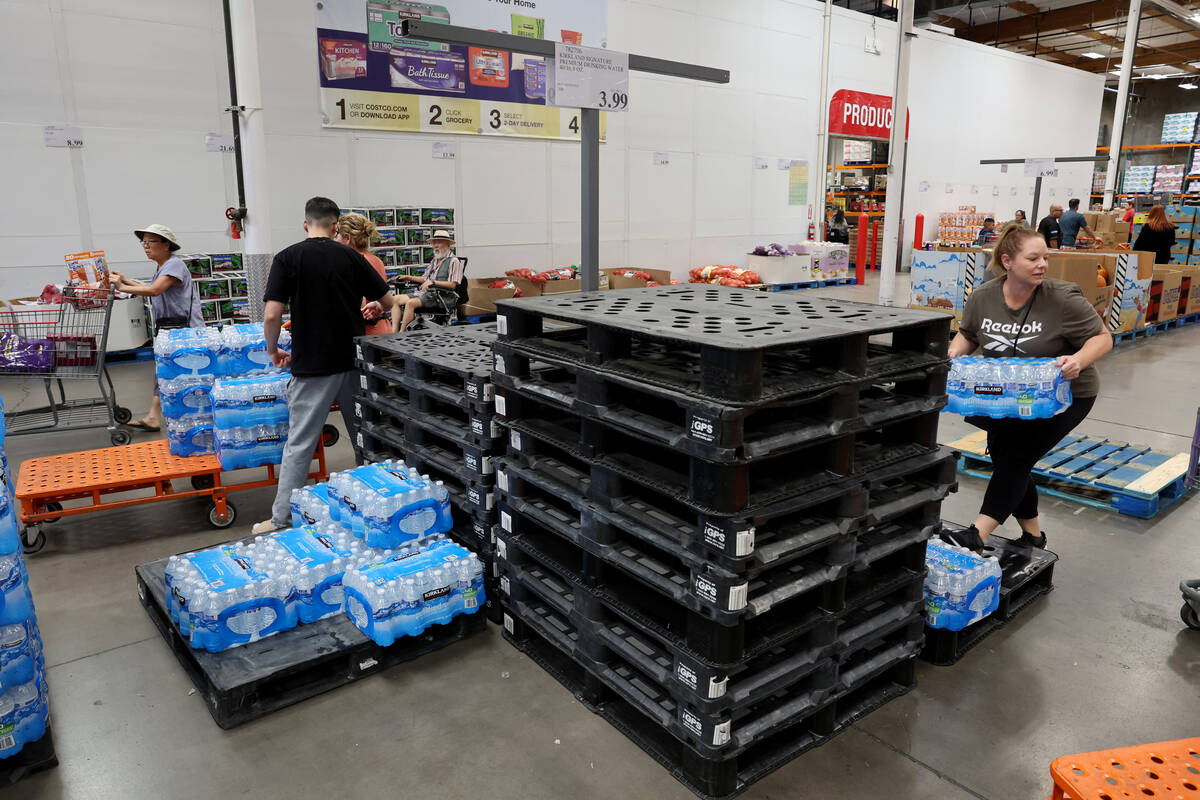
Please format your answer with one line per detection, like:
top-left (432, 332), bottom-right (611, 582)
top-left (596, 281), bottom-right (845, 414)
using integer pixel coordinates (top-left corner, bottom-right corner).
top-left (1015, 530), bottom-right (1047, 549)
top-left (940, 524), bottom-right (985, 553)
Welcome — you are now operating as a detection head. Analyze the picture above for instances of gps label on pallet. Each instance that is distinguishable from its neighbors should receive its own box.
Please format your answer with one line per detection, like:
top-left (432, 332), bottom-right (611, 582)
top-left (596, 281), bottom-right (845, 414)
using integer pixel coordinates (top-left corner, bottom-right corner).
top-left (688, 413), bottom-right (717, 444)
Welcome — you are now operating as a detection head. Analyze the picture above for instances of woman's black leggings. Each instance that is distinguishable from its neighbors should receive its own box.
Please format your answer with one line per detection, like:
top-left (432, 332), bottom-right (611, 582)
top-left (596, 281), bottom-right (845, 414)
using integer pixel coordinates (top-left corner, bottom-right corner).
top-left (967, 396), bottom-right (1096, 524)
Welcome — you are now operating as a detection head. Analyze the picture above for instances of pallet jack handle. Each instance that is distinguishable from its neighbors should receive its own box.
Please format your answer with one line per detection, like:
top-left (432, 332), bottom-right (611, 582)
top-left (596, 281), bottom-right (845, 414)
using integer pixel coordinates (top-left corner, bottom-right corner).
top-left (1187, 407), bottom-right (1200, 491)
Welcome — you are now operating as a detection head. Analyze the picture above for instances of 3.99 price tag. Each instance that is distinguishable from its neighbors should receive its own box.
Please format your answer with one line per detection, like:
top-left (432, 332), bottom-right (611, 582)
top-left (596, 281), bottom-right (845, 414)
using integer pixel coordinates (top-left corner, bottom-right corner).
top-left (547, 43), bottom-right (629, 113)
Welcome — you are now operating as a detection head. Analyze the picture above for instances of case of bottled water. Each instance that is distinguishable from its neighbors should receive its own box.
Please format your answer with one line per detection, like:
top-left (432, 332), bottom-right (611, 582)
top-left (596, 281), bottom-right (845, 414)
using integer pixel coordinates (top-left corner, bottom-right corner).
top-left (326, 461), bottom-right (453, 549)
top-left (154, 327), bottom-right (223, 380)
top-left (945, 357), bottom-right (1072, 419)
top-left (0, 555), bottom-right (34, 627)
top-left (290, 485), bottom-right (335, 528)
top-left (159, 375), bottom-right (215, 419)
top-left (342, 540), bottom-right (485, 646)
top-left (218, 323), bottom-right (291, 376)
top-left (213, 422), bottom-right (289, 471)
top-left (924, 539), bottom-right (1002, 631)
top-left (212, 373), bottom-right (289, 428)
top-left (164, 544), bottom-right (298, 652)
top-left (238, 525), bottom-right (375, 624)
top-left (0, 620), bottom-right (42, 693)
top-left (166, 414), bottom-right (215, 458)
top-left (0, 674), bottom-right (49, 759)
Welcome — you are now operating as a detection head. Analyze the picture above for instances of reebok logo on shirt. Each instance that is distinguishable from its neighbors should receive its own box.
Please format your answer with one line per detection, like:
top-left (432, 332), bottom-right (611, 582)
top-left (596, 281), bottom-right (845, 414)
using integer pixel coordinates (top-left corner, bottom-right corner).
top-left (979, 317), bottom-right (1042, 353)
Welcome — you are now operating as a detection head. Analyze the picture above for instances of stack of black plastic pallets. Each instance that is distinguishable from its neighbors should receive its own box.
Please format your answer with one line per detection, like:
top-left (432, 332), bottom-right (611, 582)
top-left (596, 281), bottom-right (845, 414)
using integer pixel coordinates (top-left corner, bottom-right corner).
top-left (489, 286), bottom-right (957, 798)
top-left (353, 325), bottom-right (505, 622)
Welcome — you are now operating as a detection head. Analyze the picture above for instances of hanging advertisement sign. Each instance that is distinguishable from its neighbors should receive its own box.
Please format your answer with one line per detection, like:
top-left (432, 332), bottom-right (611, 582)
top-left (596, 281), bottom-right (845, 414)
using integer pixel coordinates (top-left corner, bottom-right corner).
top-left (828, 89), bottom-right (908, 141)
top-left (316, 0), bottom-right (608, 141)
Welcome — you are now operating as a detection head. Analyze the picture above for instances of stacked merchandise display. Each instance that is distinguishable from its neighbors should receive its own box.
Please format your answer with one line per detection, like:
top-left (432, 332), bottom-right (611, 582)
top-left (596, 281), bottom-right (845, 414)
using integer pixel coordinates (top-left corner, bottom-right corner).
top-left (1154, 164), bottom-right (1185, 194)
top-left (1123, 166), bottom-right (1155, 195)
top-left (1160, 112), bottom-right (1198, 144)
top-left (341, 205), bottom-right (457, 282)
top-left (937, 207), bottom-right (992, 245)
top-left (0, 401), bottom-right (56, 785)
top-left (352, 326), bottom-right (506, 622)
top-left (153, 324), bottom-right (292, 461)
top-left (180, 254), bottom-right (250, 326)
top-left (487, 286), bottom-right (956, 798)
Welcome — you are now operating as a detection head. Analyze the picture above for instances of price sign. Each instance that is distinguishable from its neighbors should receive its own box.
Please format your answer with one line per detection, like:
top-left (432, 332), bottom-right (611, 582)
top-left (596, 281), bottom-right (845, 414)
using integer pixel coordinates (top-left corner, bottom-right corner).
top-left (1024, 158), bottom-right (1058, 178)
top-left (547, 43), bottom-right (629, 112)
top-left (205, 132), bottom-right (235, 153)
top-left (44, 125), bottom-right (83, 149)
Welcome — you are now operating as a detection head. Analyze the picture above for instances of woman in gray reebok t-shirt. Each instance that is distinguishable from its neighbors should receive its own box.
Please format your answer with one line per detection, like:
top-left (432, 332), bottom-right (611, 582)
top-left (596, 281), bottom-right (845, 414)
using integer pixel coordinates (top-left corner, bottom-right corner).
top-left (942, 224), bottom-right (1114, 553)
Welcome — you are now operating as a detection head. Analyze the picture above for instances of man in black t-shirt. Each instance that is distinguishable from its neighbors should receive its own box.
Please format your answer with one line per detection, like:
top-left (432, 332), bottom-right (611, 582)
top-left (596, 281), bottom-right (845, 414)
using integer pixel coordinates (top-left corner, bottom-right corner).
top-left (253, 196), bottom-right (394, 535)
top-left (1038, 204), bottom-right (1064, 249)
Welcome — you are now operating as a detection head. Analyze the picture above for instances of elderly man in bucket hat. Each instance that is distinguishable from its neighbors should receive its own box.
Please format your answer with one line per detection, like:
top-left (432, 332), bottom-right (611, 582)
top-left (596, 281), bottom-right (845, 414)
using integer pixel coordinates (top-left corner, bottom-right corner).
top-left (109, 223), bottom-right (204, 432)
top-left (391, 229), bottom-right (463, 332)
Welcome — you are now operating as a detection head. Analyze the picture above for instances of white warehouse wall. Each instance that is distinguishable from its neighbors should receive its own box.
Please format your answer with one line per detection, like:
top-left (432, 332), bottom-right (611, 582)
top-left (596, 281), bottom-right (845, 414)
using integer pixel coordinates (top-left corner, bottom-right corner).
top-left (0, 0), bottom-right (1103, 296)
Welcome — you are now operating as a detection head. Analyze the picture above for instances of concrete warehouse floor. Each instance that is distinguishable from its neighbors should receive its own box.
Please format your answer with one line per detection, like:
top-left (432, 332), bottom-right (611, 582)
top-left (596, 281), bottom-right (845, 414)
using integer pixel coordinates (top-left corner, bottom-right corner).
top-left (10, 274), bottom-right (1200, 800)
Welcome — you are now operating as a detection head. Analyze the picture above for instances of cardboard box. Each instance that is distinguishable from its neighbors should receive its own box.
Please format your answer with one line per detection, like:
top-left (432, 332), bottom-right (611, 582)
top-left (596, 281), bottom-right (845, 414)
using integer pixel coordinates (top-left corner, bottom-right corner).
top-left (602, 268), bottom-right (673, 289)
top-left (1091, 249), bottom-right (1155, 332)
top-left (1177, 273), bottom-right (1193, 318)
top-left (1182, 267), bottom-right (1200, 314)
top-left (1082, 212), bottom-right (1099, 230)
top-left (460, 304), bottom-right (494, 318)
top-left (510, 277), bottom-right (542, 297)
top-left (909, 249), bottom-right (990, 311)
top-left (1176, 221), bottom-right (1195, 238)
top-left (1046, 252), bottom-right (1112, 290)
top-left (1148, 268), bottom-right (1184, 323)
top-left (465, 277), bottom-right (516, 312)
top-left (542, 280), bottom-right (582, 295)
top-left (745, 254), bottom-right (812, 285)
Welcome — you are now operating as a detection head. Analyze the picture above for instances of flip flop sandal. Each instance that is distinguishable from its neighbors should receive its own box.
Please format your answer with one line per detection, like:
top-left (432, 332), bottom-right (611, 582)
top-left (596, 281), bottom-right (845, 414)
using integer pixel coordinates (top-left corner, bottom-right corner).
top-left (124, 421), bottom-right (161, 432)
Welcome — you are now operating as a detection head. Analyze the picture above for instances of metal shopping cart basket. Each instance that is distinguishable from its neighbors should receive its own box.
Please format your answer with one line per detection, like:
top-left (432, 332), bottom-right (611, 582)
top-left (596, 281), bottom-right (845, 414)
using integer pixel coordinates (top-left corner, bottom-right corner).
top-left (0, 285), bottom-right (132, 446)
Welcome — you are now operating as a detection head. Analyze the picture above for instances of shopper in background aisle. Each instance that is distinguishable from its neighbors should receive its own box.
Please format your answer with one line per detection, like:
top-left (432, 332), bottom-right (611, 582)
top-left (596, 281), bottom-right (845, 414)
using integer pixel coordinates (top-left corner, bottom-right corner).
top-left (827, 209), bottom-right (850, 244)
top-left (1058, 198), bottom-right (1096, 248)
top-left (974, 217), bottom-right (998, 246)
top-left (109, 224), bottom-right (203, 433)
top-left (1132, 204), bottom-right (1176, 265)
top-left (1037, 204), bottom-right (1064, 248)
top-left (252, 197), bottom-right (395, 535)
top-left (943, 225), bottom-right (1113, 553)
top-left (336, 212), bottom-right (392, 335)
top-left (391, 230), bottom-right (463, 332)
top-left (1121, 201), bottom-right (1135, 225)
top-left (1012, 210), bottom-right (1030, 229)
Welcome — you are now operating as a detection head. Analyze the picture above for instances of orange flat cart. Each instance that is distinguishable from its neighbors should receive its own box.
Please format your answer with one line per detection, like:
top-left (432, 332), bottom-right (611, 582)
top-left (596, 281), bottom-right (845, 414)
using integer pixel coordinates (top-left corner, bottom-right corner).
top-left (14, 438), bottom-right (327, 554)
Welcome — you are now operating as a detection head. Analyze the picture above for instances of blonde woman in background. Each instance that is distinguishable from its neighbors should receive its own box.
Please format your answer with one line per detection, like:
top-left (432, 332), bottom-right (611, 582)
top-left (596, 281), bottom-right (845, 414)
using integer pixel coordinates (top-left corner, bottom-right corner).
top-left (337, 212), bottom-right (392, 335)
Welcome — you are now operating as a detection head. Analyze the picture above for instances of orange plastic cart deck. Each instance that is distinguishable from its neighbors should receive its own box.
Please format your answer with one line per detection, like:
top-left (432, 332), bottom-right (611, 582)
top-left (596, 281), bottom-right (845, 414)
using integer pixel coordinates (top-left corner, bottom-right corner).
top-left (14, 438), bottom-right (327, 552)
top-left (1049, 737), bottom-right (1200, 800)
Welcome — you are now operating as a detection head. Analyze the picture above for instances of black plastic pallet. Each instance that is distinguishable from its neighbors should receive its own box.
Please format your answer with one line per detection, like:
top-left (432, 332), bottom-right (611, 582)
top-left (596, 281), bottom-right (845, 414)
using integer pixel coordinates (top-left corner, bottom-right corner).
top-left (0, 724), bottom-right (57, 788)
top-left (920, 530), bottom-right (1058, 666)
top-left (355, 386), bottom-right (504, 450)
top-left (355, 393), bottom-right (501, 475)
top-left (357, 326), bottom-right (497, 412)
top-left (135, 547), bottom-right (488, 729)
top-left (493, 340), bottom-right (947, 461)
top-left (495, 287), bottom-right (950, 404)
top-left (501, 602), bottom-right (917, 800)
top-left (501, 396), bottom-right (940, 515)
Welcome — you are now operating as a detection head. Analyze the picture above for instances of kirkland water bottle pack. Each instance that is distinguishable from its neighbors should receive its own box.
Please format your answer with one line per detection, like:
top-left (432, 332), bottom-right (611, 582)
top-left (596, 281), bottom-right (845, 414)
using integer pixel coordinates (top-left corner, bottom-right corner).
top-left (159, 375), bottom-right (214, 419)
top-left (154, 327), bottom-right (223, 380)
top-left (166, 415), bottom-right (216, 458)
top-left (219, 324), bottom-right (290, 376)
top-left (237, 524), bottom-right (376, 624)
top-left (342, 539), bottom-right (485, 646)
top-left (213, 422), bottom-right (289, 471)
top-left (212, 373), bottom-right (289, 429)
top-left (326, 460), bottom-right (453, 549)
top-left (290, 484), bottom-right (335, 528)
top-left (0, 674), bottom-right (49, 759)
top-left (164, 543), bottom-right (299, 652)
top-left (945, 357), bottom-right (1072, 419)
top-left (924, 539), bottom-right (1002, 631)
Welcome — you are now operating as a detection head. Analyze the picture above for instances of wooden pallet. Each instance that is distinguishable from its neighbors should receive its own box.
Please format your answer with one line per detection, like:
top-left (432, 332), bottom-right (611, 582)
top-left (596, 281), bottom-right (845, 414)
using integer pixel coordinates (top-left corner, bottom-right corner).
top-left (947, 430), bottom-right (1192, 519)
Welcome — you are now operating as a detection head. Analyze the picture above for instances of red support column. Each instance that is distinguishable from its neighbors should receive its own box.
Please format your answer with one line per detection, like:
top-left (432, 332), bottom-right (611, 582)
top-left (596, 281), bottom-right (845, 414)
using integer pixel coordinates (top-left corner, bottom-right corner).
top-left (870, 219), bottom-right (881, 270)
top-left (856, 213), bottom-right (869, 285)
top-left (913, 212), bottom-right (925, 250)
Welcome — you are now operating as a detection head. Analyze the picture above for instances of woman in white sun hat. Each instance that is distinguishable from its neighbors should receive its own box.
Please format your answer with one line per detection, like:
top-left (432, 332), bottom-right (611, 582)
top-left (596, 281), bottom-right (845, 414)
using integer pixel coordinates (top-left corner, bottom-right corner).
top-left (391, 229), bottom-right (463, 332)
top-left (109, 224), bottom-right (203, 432)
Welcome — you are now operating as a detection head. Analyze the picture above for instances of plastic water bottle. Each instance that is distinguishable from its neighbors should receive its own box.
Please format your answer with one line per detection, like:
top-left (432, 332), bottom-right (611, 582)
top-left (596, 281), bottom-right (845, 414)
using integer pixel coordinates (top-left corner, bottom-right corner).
top-left (0, 555), bottom-right (33, 626)
top-left (166, 414), bottom-right (215, 458)
top-left (924, 539), bottom-right (1002, 630)
top-left (0, 676), bottom-right (49, 758)
top-left (159, 375), bottom-right (215, 420)
top-left (0, 620), bottom-right (40, 692)
top-left (945, 357), bottom-right (1071, 419)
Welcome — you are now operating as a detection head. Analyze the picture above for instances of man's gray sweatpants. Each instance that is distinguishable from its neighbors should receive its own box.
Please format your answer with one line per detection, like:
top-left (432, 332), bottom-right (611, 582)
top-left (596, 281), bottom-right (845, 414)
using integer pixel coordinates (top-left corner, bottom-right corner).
top-left (270, 371), bottom-right (359, 526)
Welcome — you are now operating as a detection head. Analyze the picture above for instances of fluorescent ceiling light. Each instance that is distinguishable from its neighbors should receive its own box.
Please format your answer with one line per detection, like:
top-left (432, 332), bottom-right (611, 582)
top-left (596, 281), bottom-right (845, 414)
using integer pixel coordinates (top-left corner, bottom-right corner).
top-left (1151, 73), bottom-right (1167, 79)
top-left (1082, 51), bottom-right (1104, 59)
top-left (921, 22), bottom-right (956, 35)
top-left (1109, 68), bottom-right (1123, 75)
top-left (1181, 82), bottom-right (1199, 88)
top-left (1192, 12), bottom-right (1200, 21)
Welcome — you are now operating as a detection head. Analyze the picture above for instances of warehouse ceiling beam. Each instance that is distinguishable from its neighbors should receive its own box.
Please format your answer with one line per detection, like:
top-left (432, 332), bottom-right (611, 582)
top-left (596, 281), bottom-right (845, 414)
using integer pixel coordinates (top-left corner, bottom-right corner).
top-left (401, 20), bottom-right (729, 292)
top-left (960, 0), bottom-right (1126, 44)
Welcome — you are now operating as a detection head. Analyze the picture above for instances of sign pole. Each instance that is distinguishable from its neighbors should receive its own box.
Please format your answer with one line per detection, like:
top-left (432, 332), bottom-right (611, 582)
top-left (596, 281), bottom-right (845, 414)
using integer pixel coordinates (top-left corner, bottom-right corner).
top-left (878, 0), bottom-right (913, 307)
top-left (581, 107), bottom-right (601, 291)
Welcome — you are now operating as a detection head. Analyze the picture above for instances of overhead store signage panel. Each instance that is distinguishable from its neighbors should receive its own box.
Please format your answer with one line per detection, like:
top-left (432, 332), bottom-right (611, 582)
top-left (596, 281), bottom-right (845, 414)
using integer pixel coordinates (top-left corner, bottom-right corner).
top-left (316, 0), bottom-right (608, 141)
top-left (828, 89), bottom-right (908, 141)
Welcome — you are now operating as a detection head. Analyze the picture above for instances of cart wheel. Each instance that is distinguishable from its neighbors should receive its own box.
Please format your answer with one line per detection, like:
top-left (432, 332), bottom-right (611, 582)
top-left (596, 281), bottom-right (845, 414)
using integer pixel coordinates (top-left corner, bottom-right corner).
top-left (207, 501), bottom-right (237, 529)
top-left (1182, 602), bottom-right (1200, 631)
top-left (110, 429), bottom-right (132, 446)
top-left (42, 502), bottom-right (63, 524)
top-left (113, 406), bottom-right (132, 424)
top-left (322, 424), bottom-right (340, 448)
top-left (191, 475), bottom-right (215, 491)
top-left (22, 527), bottom-right (46, 556)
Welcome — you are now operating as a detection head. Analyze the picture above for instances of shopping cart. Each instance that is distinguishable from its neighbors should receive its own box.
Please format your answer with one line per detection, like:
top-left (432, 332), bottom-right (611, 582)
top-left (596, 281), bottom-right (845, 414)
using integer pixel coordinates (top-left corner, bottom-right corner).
top-left (0, 285), bottom-right (131, 447)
